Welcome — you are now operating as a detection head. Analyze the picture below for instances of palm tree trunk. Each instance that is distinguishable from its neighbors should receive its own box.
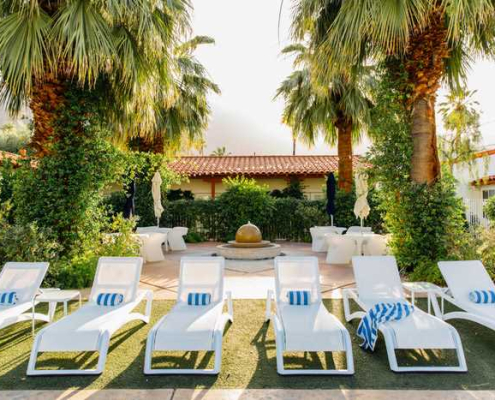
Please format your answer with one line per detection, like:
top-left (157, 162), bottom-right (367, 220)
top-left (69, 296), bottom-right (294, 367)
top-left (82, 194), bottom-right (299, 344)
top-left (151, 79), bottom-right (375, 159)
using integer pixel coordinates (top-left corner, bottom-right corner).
top-left (410, 96), bottom-right (440, 183)
top-left (337, 118), bottom-right (353, 192)
top-left (405, 7), bottom-right (448, 184)
top-left (29, 75), bottom-right (67, 156)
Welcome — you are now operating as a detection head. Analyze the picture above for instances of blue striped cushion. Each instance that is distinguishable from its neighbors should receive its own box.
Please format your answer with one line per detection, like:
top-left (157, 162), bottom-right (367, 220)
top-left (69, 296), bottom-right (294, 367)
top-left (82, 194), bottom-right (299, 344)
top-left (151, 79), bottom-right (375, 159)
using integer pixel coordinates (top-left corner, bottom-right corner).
top-left (287, 290), bottom-right (311, 306)
top-left (469, 290), bottom-right (495, 304)
top-left (357, 302), bottom-right (414, 351)
top-left (187, 292), bottom-right (211, 306)
top-left (0, 291), bottom-right (18, 306)
top-left (96, 293), bottom-right (124, 306)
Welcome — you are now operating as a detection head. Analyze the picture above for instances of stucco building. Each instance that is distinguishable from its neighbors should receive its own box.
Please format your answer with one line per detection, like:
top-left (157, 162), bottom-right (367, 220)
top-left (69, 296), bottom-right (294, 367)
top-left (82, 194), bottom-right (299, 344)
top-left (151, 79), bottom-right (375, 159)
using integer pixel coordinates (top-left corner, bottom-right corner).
top-left (168, 155), bottom-right (362, 200)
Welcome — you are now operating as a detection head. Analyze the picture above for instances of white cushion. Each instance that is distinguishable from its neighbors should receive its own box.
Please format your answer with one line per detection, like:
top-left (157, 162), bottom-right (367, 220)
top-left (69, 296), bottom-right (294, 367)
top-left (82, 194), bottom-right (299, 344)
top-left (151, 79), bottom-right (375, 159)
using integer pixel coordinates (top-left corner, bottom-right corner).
top-left (279, 302), bottom-right (345, 352)
top-left (153, 302), bottom-right (224, 351)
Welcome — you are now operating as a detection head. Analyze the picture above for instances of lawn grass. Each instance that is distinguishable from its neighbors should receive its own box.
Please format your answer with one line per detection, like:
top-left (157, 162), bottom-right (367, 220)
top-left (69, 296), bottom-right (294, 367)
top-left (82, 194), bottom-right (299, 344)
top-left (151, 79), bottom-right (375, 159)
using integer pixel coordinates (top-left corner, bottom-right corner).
top-left (0, 299), bottom-right (494, 391)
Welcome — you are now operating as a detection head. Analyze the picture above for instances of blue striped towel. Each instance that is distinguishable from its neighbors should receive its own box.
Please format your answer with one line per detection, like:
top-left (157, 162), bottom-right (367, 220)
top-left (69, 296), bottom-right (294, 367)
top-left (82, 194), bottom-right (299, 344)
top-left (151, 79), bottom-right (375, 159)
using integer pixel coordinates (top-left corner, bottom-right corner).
top-left (96, 293), bottom-right (124, 306)
top-left (287, 290), bottom-right (311, 306)
top-left (187, 292), bottom-right (211, 306)
top-left (0, 291), bottom-right (18, 306)
top-left (357, 302), bottom-right (414, 351)
top-left (469, 290), bottom-right (495, 304)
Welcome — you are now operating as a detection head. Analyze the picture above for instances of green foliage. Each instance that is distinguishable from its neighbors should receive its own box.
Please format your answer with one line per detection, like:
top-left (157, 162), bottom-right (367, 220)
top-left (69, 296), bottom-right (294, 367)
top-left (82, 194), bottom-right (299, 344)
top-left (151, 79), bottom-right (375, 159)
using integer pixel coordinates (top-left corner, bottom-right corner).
top-left (0, 122), bottom-right (32, 153)
top-left (0, 222), bottom-right (60, 266)
top-left (52, 215), bottom-right (140, 289)
top-left (13, 87), bottom-right (123, 255)
top-left (368, 66), bottom-right (470, 284)
top-left (217, 177), bottom-right (275, 241)
top-left (271, 177), bottom-right (305, 199)
top-left (167, 189), bottom-right (194, 201)
top-left (484, 197), bottom-right (495, 222)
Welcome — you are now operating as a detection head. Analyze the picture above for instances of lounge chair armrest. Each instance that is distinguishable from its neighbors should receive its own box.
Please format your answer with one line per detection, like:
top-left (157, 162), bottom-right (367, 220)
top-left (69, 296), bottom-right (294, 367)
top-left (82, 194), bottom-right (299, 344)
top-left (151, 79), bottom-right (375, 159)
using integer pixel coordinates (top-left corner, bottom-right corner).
top-left (225, 291), bottom-right (233, 320)
top-left (265, 290), bottom-right (274, 322)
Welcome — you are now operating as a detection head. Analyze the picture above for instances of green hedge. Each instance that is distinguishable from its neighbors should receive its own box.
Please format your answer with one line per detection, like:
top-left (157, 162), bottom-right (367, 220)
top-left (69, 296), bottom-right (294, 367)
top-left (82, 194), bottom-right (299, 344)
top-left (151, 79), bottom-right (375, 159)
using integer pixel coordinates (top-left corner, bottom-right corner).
top-left (121, 195), bottom-right (382, 243)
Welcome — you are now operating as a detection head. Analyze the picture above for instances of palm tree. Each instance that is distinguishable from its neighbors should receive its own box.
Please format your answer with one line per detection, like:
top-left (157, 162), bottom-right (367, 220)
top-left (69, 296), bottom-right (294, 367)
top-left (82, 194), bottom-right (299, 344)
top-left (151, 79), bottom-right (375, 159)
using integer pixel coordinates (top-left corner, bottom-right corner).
top-left (0, 0), bottom-right (191, 156)
top-left (438, 87), bottom-right (482, 173)
top-left (131, 36), bottom-right (221, 154)
top-left (210, 146), bottom-right (230, 156)
top-left (291, 0), bottom-right (495, 184)
top-left (275, 44), bottom-right (371, 192)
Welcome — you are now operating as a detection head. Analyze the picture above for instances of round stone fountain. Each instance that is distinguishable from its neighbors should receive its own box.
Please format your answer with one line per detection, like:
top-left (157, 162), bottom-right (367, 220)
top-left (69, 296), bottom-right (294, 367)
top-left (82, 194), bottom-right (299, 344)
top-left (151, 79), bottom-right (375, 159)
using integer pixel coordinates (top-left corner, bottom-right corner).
top-left (216, 222), bottom-right (281, 260)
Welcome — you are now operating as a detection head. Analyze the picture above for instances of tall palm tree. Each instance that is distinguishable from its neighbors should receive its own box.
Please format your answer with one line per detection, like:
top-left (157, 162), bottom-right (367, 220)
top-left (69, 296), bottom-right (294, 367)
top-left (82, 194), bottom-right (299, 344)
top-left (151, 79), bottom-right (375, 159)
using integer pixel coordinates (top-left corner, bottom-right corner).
top-left (291, 0), bottom-right (495, 184)
top-left (275, 43), bottom-right (371, 192)
top-left (438, 87), bottom-right (482, 173)
top-left (130, 36), bottom-right (221, 154)
top-left (0, 0), bottom-right (191, 156)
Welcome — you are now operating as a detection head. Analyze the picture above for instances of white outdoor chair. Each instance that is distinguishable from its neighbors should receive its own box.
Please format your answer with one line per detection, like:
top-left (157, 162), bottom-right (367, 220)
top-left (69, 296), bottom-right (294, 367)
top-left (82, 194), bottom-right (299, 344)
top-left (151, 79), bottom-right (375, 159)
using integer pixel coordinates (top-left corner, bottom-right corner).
top-left (346, 226), bottom-right (372, 234)
top-left (135, 233), bottom-right (168, 262)
top-left (168, 227), bottom-right (188, 251)
top-left (136, 227), bottom-right (171, 252)
top-left (265, 256), bottom-right (354, 375)
top-left (363, 235), bottom-right (388, 256)
top-left (0, 262), bottom-right (50, 332)
top-left (343, 256), bottom-right (467, 372)
top-left (144, 256), bottom-right (233, 375)
top-left (326, 235), bottom-right (357, 264)
top-left (434, 261), bottom-right (495, 331)
top-left (27, 257), bottom-right (152, 376)
top-left (310, 227), bottom-right (345, 252)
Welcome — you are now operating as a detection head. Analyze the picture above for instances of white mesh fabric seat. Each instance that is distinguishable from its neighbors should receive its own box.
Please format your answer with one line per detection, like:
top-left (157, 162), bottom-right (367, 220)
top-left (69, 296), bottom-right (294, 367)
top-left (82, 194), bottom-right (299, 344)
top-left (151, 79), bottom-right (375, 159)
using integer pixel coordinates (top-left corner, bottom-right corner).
top-left (342, 256), bottom-right (466, 372)
top-left (435, 261), bottom-right (495, 331)
top-left (168, 227), bottom-right (188, 251)
top-left (27, 257), bottom-right (152, 376)
top-left (0, 262), bottom-right (50, 331)
top-left (346, 226), bottom-right (372, 234)
top-left (363, 235), bottom-right (388, 256)
top-left (144, 257), bottom-right (233, 375)
top-left (265, 257), bottom-right (354, 375)
top-left (326, 235), bottom-right (356, 264)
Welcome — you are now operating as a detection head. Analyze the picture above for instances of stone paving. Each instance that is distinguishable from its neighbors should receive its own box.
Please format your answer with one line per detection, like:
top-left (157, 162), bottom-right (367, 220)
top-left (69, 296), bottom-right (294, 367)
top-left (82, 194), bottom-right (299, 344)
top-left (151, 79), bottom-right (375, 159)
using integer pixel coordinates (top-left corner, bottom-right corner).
top-left (138, 242), bottom-right (355, 300)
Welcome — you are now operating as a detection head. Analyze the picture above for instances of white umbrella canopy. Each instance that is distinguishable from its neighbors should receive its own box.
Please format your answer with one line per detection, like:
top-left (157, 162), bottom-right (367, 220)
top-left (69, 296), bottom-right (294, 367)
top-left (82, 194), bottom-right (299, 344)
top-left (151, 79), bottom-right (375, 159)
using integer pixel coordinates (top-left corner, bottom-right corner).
top-left (353, 172), bottom-right (370, 226)
top-left (152, 171), bottom-right (164, 226)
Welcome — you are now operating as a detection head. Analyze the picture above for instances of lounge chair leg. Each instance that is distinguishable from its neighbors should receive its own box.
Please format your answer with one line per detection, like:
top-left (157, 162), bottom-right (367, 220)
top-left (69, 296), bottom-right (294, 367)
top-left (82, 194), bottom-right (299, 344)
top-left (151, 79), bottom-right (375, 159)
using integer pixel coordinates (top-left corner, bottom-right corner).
top-left (265, 290), bottom-right (273, 322)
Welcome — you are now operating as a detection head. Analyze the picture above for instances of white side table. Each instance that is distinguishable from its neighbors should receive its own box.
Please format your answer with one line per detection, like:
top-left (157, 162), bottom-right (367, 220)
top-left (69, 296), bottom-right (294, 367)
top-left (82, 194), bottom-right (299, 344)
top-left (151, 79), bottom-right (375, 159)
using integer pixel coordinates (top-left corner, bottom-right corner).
top-left (32, 289), bottom-right (82, 334)
top-left (402, 282), bottom-right (446, 314)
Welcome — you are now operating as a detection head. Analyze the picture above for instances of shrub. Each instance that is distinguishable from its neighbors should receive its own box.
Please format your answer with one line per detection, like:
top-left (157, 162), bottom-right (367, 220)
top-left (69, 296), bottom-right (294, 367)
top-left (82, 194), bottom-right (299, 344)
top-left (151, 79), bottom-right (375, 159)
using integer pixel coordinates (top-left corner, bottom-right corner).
top-left (217, 177), bottom-right (276, 241)
top-left (484, 196), bottom-right (495, 222)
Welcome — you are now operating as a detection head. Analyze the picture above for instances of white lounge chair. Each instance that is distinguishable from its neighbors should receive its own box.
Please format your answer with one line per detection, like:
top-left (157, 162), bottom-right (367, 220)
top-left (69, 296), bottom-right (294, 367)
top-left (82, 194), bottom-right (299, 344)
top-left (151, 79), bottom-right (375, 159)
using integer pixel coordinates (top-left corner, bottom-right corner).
top-left (27, 257), bottom-right (152, 376)
top-left (343, 256), bottom-right (467, 372)
top-left (346, 226), bottom-right (372, 234)
top-left (435, 261), bottom-right (495, 331)
top-left (0, 262), bottom-right (50, 332)
top-left (265, 256), bottom-right (354, 375)
top-left (310, 226), bottom-right (345, 252)
top-left (144, 256), bottom-right (233, 375)
top-left (326, 235), bottom-right (356, 264)
top-left (168, 227), bottom-right (188, 251)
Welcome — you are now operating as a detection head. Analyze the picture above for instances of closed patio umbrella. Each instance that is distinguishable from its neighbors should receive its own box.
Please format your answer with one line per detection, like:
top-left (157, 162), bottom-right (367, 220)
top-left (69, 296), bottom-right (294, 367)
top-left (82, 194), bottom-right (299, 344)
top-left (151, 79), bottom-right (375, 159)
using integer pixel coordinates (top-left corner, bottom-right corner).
top-left (326, 173), bottom-right (336, 226)
top-left (152, 171), bottom-right (164, 227)
top-left (353, 172), bottom-right (370, 227)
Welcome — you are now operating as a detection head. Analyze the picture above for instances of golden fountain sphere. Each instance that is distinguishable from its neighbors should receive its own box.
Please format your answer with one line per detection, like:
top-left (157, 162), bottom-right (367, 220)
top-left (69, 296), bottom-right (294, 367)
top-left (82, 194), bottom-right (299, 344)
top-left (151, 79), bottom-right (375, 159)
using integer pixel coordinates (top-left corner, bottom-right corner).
top-left (235, 222), bottom-right (262, 243)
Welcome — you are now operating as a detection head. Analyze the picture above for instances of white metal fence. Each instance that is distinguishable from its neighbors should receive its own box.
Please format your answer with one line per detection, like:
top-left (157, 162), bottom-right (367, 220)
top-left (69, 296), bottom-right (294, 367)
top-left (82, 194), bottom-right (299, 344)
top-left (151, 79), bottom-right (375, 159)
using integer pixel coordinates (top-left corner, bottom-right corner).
top-left (463, 198), bottom-right (489, 228)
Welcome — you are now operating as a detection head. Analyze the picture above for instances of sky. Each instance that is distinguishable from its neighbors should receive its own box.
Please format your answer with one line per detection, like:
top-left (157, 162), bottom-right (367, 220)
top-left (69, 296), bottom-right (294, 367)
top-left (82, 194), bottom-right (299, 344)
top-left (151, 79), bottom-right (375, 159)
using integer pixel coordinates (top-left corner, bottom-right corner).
top-left (191, 0), bottom-right (495, 156)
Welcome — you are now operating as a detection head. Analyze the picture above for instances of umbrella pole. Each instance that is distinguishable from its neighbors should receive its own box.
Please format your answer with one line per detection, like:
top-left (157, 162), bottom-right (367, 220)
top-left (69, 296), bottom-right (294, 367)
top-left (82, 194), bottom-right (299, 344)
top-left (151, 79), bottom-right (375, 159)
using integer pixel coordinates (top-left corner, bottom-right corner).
top-left (360, 217), bottom-right (363, 228)
top-left (156, 217), bottom-right (160, 228)
top-left (331, 215), bottom-right (334, 227)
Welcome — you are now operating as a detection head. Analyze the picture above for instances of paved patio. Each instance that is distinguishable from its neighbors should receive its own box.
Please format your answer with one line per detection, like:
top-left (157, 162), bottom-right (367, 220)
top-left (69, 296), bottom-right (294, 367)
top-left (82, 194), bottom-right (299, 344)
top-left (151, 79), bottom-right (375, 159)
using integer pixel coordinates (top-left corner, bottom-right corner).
top-left (138, 242), bottom-right (355, 299)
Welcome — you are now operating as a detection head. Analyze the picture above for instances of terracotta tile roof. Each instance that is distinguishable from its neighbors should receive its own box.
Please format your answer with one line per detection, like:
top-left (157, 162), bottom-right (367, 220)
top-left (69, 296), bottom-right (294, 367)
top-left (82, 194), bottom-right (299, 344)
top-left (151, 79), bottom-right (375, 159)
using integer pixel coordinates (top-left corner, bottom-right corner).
top-left (168, 155), bottom-right (363, 178)
top-left (471, 175), bottom-right (495, 186)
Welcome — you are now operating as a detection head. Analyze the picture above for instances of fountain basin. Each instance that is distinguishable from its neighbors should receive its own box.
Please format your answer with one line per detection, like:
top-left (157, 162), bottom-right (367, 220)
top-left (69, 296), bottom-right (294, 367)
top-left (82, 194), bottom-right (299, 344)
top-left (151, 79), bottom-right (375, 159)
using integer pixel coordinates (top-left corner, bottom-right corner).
top-left (216, 243), bottom-right (281, 260)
